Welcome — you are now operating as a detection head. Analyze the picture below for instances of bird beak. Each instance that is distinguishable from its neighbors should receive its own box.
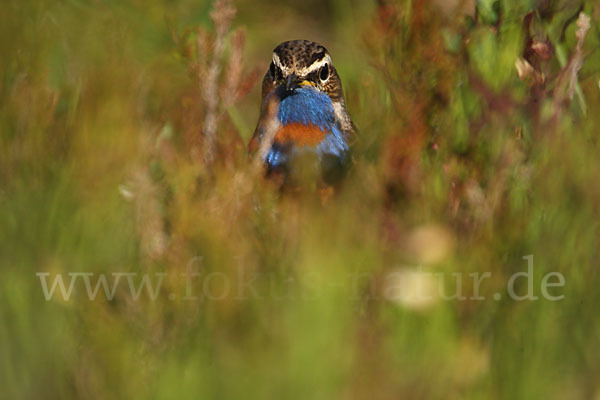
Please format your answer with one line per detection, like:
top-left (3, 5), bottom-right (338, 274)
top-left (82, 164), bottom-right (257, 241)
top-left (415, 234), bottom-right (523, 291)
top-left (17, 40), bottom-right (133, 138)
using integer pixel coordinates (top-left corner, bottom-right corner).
top-left (283, 73), bottom-right (316, 93)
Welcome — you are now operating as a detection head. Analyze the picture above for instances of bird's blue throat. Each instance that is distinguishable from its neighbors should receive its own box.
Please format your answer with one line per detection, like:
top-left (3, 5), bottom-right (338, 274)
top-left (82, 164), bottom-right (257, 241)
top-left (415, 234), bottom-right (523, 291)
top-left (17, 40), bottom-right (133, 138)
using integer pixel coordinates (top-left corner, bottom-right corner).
top-left (265, 86), bottom-right (348, 168)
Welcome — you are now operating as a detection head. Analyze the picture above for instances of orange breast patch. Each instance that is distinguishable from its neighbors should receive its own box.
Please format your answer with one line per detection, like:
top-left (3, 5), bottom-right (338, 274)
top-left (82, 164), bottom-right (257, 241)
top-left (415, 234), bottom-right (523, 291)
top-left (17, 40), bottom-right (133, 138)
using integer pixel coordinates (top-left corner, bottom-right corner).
top-left (274, 123), bottom-right (327, 147)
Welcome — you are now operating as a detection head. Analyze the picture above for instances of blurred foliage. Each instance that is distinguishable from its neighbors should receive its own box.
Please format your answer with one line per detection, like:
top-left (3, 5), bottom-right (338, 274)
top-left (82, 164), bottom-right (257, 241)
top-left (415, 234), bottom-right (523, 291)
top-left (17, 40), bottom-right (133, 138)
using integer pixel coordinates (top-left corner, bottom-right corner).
top-left (1, 0), bottom-right (600, 398)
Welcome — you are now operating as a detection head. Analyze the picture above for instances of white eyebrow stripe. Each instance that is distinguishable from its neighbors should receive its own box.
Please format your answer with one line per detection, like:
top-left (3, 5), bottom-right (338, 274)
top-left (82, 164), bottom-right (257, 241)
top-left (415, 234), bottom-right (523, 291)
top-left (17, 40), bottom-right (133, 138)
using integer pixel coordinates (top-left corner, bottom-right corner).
top-left (300, 54), bottom-right (332, 76)
top-left (272, 53), bottom-right (332, 77)
top-left (272, 53), bottom-right (291, 75)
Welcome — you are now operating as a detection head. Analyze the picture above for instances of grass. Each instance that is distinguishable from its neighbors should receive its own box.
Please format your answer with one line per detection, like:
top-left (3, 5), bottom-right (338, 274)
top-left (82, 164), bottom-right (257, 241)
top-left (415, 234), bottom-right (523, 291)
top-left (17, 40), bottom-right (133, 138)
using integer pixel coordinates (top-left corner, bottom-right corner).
top-left (1, 0), bottom-right (600, 398)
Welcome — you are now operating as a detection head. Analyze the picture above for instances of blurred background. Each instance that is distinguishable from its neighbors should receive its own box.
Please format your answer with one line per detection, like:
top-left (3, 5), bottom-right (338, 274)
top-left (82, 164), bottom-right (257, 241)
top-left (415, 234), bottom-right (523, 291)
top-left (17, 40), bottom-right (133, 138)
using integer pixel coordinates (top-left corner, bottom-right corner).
top-left (1, 0), bottom-right (600, 398)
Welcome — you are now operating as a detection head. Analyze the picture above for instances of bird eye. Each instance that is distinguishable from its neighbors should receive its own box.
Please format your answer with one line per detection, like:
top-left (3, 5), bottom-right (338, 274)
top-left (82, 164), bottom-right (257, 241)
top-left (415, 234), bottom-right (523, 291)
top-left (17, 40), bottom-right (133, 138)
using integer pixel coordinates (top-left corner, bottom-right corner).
top-left (319, 63), bottom-right (329, 82)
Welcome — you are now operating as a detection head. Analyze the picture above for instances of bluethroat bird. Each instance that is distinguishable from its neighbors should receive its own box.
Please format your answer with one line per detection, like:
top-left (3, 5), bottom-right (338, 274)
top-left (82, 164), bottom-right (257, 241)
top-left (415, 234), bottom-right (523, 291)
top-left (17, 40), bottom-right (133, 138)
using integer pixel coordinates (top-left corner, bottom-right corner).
top-left (249, 40), bottom-right (355, 185)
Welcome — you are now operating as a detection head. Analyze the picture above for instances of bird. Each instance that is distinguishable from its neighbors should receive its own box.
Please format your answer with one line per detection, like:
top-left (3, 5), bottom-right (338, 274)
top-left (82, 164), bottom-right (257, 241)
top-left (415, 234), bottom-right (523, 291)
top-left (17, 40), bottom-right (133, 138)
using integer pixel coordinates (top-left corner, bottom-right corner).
top-left (249, 40), bottom-right (355, 186)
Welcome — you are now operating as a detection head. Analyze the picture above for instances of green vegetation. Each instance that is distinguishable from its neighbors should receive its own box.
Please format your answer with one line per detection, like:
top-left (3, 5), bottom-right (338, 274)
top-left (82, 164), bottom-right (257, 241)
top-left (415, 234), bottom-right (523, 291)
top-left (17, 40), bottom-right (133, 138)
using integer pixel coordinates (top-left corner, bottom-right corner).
top-left (1, 0), bottom-right (600, 398)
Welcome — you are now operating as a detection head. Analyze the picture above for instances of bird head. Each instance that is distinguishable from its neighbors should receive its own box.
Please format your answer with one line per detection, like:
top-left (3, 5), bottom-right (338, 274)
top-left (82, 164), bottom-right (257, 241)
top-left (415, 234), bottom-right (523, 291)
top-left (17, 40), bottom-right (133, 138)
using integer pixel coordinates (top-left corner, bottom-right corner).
top-left (261, 40), bottom-right (345, 104)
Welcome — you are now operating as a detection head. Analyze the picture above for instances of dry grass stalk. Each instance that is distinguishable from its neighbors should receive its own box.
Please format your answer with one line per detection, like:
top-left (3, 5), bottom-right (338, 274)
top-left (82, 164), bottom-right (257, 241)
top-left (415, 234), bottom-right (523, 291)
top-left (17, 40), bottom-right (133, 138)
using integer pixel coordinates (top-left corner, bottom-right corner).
top-left (120, 167), bottom-right (168, 263)
top-left (568, 12), bottom-right (591, 100)
top-left (221, 28), bottom-right (245, 107)
top-left (201, 0), bottom-right (236, 165)
top-left (253, 92), bottom-right (282, 170)
top-left (552, 12), bottom-right (591, 116)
